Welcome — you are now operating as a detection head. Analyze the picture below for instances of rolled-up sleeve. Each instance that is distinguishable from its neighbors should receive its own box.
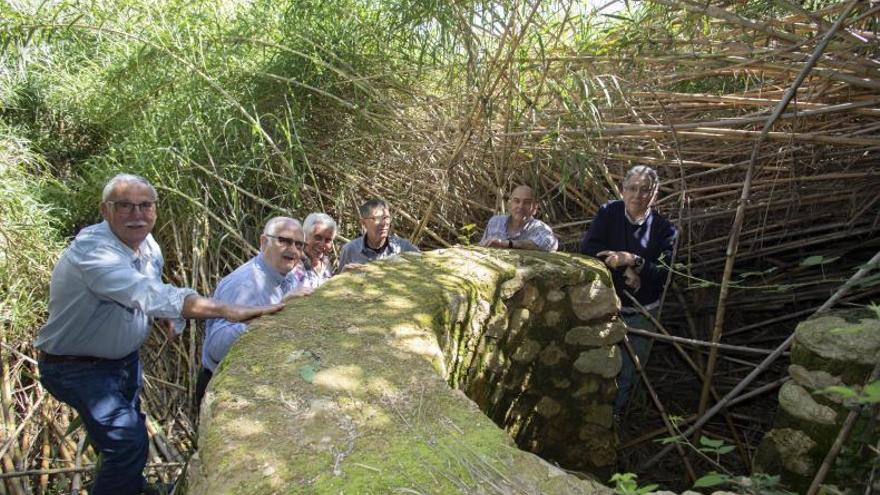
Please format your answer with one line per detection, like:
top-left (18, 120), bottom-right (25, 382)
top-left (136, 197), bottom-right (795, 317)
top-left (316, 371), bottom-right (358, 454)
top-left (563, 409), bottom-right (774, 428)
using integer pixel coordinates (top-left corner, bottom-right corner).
top-left (529, 223), bottom-right (558, 252)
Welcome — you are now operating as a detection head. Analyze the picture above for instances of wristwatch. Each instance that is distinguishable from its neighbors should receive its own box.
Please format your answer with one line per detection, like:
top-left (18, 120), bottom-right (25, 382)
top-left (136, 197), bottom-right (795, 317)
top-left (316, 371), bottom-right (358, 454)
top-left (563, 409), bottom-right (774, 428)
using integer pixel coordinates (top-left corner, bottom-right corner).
top-left (633, 255), bottom-right (645, 273)
top-left (508, 239), bottom-right (514, 249)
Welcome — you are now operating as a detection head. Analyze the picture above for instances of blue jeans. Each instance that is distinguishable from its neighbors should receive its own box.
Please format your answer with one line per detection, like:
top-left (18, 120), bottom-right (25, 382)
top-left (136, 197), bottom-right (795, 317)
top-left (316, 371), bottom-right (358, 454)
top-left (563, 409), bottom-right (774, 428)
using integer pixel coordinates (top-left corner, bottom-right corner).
top-left (615, 310), bottom-right (657, 414)
top-left (39, 352), bottom-right (148, 495)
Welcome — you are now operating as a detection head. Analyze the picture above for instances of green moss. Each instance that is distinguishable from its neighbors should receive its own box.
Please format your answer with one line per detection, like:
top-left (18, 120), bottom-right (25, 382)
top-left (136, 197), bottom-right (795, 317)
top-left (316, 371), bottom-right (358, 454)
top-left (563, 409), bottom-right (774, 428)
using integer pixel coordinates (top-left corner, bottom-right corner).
top-left (191, 248), bottom-right (613, 494)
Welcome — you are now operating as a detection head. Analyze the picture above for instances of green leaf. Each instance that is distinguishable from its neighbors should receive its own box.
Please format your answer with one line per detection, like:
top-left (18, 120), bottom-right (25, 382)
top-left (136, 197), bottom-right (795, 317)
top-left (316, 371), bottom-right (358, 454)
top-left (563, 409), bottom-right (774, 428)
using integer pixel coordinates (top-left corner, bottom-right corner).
top-left (858, 380), bottom-right (880, 404)
top-left (717, 445), bottom-right (735, 455)
top-left (800, 255), bottom-right (825, 267)
top-left (693, 472), bottom-right (729, 488)
top-left (815, 385), bottom-right (858, 399)
top-left (64, 414), bottom-right (84, 438)
top-left (636, 484), bottom-right (659, 494)
top-left (699, 436), bottom-right (724, 448)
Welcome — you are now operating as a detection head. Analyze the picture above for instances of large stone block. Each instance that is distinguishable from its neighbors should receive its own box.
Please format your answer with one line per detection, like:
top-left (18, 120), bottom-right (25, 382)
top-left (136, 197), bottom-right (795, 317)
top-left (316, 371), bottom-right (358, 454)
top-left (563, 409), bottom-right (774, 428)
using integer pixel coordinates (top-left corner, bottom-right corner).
top-left (573, 346), bottom-right (622, 378)
top-left (190, 248), bottom-right (616, 494)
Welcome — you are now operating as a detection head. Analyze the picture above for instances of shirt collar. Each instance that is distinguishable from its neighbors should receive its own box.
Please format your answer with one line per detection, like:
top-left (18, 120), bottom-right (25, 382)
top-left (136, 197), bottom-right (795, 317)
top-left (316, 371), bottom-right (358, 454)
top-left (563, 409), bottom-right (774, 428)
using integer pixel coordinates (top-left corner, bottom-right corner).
top-left (361, 233), bottom-right (390, 253)
top-left (625, 208), bottom-right (652, 226)
top-left (254, 252), bottom-right (292, 286)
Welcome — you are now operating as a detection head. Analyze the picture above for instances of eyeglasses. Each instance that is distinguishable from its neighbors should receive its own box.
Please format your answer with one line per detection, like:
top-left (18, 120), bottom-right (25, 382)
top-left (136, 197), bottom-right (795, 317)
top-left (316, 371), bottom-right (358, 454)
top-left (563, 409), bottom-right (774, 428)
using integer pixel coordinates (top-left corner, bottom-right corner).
top-left (623, 185), bottom-right (655, 195)
top-left (362, 215), bottom-right (392, 224)
top-left (107, 201), bottom-right (157, 214)
top-left (265, 234), bottom-right (305, 249)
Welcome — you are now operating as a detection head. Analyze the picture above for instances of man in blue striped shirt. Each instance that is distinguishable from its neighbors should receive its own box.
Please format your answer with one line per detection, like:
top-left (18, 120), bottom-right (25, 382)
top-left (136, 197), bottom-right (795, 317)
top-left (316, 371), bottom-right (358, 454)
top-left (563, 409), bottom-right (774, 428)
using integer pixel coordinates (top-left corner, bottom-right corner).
top-left (36, 174), bottom-right (282, 495)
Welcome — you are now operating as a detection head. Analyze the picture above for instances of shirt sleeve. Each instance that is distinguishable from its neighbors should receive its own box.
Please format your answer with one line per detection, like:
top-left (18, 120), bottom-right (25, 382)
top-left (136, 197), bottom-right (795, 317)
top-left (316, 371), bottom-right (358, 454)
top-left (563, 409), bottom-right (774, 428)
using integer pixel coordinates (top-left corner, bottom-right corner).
top-left (73, 244), bottom-right (195, 319)
top-left (203, 278), bottom-right (256, 369)
top-left (579, 204), bottom-right (611, 256)
top-left (529, 222), bottom-right (559, 252)
top-left (337, 242), bottom-right (355, 271)
top-left (481, 216), bottom-right (501, 243)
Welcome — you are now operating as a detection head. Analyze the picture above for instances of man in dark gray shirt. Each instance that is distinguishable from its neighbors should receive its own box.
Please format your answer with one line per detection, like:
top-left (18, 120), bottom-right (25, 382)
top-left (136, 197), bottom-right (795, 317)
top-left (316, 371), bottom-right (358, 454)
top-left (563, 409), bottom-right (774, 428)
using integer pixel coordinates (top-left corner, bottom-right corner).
top-left (35, 173), bottom-right (282, 495)
top-left (337, 198), bottom-right (419, 271)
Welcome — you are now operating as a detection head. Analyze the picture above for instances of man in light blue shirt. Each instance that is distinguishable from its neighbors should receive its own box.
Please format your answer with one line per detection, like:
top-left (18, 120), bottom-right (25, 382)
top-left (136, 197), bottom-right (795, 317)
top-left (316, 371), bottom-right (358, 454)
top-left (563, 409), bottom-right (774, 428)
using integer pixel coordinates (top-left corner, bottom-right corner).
top-left (35, 174), bottom-right (282, 495)
top-left (337, 199), bottom-right (419, 271)
top-left (480, 185), bottom-right (558, 252)
top-left (196, 217), bottom-right (310, 405)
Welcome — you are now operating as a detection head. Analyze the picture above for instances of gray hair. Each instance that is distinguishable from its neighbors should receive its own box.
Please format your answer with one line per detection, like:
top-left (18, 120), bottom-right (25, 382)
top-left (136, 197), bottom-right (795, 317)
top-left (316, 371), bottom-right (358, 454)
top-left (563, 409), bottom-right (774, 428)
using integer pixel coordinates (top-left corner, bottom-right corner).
top-left (623, 165), bottom-right (660, 192)
top-left (303, 213), bottom-right (337, 239)
top-left (101, 173), bottom-right (158, 202)
top-left (263, 217), bottom-right (302, 236)
top-left (358, 198), bottom-right (388, 218)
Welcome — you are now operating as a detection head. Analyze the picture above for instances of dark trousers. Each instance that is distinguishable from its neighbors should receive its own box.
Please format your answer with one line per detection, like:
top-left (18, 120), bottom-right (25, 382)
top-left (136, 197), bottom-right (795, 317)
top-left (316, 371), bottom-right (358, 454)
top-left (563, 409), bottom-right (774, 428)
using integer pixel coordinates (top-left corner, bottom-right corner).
top-left (615, 310), bottom-right (657, 414)
top-left (39, 351), bottom-right (148, 495)
top-left (194, 367), bottom-right (213, 411)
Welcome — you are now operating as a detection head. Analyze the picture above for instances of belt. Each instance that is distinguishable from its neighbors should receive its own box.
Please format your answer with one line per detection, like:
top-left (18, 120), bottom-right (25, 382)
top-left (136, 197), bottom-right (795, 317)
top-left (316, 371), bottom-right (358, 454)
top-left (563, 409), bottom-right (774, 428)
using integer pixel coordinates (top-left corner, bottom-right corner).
top-left (39, 351), bottom-right (108, 364)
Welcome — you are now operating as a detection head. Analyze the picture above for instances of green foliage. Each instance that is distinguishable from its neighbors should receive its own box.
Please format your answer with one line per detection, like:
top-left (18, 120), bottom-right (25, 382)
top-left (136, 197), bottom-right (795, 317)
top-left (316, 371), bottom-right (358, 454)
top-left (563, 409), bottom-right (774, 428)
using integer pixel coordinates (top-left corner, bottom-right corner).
top-left (609, 472), bottom-right (658, 495)
top-left (816, 380), bottom-right (880, 405)
top-left (0, 126), bottom-right (68, 344)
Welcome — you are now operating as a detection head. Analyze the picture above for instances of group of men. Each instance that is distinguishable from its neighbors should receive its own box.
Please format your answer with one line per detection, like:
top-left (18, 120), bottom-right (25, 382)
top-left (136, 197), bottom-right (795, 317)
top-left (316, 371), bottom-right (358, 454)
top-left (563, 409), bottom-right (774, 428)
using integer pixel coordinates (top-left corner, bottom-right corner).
top-left (34, 167), bottom-right (675, 494)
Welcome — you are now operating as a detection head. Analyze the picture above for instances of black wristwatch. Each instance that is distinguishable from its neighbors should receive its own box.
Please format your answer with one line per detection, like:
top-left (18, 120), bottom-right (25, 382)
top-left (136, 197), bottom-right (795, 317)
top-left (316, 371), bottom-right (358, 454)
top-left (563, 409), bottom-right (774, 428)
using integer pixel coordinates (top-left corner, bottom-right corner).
top-left (508, 239), bottom-right (514, 249)
top-left (633, 255), bottom-right (645, 273)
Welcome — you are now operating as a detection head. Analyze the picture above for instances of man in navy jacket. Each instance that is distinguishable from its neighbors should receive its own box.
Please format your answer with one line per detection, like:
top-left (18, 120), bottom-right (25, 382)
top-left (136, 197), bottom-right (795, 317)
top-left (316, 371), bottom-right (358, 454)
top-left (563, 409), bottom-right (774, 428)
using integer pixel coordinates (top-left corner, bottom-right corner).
top-left (579, 165), bottom-right (678, 417)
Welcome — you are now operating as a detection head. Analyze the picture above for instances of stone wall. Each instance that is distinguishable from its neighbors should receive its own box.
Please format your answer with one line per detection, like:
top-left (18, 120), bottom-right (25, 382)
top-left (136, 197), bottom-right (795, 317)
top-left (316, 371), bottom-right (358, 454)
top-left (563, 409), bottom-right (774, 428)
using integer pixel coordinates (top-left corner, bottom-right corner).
top-left (754, 309), bottom-right (880, 493)
top-left (187, 247), bottom-right (620, 494)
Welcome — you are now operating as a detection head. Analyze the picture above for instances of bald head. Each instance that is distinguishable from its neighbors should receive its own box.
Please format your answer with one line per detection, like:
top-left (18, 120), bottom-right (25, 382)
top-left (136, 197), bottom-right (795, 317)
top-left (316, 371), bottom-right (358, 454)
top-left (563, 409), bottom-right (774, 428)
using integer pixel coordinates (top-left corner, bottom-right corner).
top-left (509, 185), bottom-right (538, 225)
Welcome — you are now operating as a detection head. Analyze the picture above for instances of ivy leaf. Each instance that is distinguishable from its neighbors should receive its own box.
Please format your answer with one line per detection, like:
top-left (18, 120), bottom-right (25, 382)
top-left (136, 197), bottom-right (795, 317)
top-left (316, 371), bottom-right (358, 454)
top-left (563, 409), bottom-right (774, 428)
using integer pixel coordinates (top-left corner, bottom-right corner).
top-left (693, 472), bottom-right (729, 488)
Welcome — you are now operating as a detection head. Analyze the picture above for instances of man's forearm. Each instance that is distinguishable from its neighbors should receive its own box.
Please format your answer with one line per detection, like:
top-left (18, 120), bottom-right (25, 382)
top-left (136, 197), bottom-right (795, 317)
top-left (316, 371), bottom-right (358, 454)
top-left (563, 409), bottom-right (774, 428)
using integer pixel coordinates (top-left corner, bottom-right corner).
top-left (182, 295), bottom-right (229, 320)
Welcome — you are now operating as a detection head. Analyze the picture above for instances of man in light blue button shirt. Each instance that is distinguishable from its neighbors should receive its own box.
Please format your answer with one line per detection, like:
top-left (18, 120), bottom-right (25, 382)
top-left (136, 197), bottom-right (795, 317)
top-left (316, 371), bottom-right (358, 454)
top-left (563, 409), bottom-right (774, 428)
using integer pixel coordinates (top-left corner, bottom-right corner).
top-left (35, 174), bottom-right (282, 495)
top-left (196, 217), bottom-right (310, 406)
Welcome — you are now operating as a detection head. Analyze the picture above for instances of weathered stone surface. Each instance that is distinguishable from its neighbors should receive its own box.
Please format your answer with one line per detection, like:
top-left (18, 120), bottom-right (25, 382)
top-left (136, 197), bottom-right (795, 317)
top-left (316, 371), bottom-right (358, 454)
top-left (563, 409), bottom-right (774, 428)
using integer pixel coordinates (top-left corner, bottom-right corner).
top-left (512, 339), bottom-right (542, 363)
top-left (778, 381), bottom-right (837, 425)
top-left (570, 279), bottom-right (620, 322)
top-left (583, 404), bottom-right (613, 428)
top-left (544, 310), bottom-right (562, 326)
top-left (755, 309), bottom-right (880, 495)
top-left (539, 342), bottom-right (568, 367)
top-left (792, 313), bottom-right (880, 384)
top-left (191, 247), bottom-right (614, 495)
top-left (565, 320), bottom-right (627, 347)
top-left (516, 284), bottom-right (543, 311)
top-left (755, 428), bottom-right (817, 477)
top-left (573, 347), bottom-right (622, 378)
top-left (537, 397), bottom-right (562, 418)
top-left (547, 289), bottom-right (566, 303)
top-left (788, 364), bottom-right (841, 391)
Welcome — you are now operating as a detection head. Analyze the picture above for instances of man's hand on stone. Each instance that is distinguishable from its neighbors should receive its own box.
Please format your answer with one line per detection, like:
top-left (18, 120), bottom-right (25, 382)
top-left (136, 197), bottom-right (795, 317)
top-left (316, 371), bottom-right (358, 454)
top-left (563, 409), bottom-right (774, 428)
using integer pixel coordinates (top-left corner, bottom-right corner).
top-left (597, 250), bottom-right (636, 269)
top-left (480, 238), bottom-right (507, 249)
top-left (342, 263), bottom-right (366, 272)
top-left (222, 303), bottom-right (284, 323)
top-left (282, 287), bottom-right (313, 303)
top-left (624, 267), bottom-right (641, 292)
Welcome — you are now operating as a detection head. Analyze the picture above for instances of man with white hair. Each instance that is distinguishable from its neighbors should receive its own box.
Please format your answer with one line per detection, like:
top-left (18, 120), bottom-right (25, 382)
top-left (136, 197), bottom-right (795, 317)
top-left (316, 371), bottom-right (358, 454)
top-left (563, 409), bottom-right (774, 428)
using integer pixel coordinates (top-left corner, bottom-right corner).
top-left (35, 173), bottom-right (282, 495)
top-left (196, 217), bottom-right (310, 405)
top-left (292, 212), bottom-right (337, 289)
top-left (579, 165), bottom-right (678, 420)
